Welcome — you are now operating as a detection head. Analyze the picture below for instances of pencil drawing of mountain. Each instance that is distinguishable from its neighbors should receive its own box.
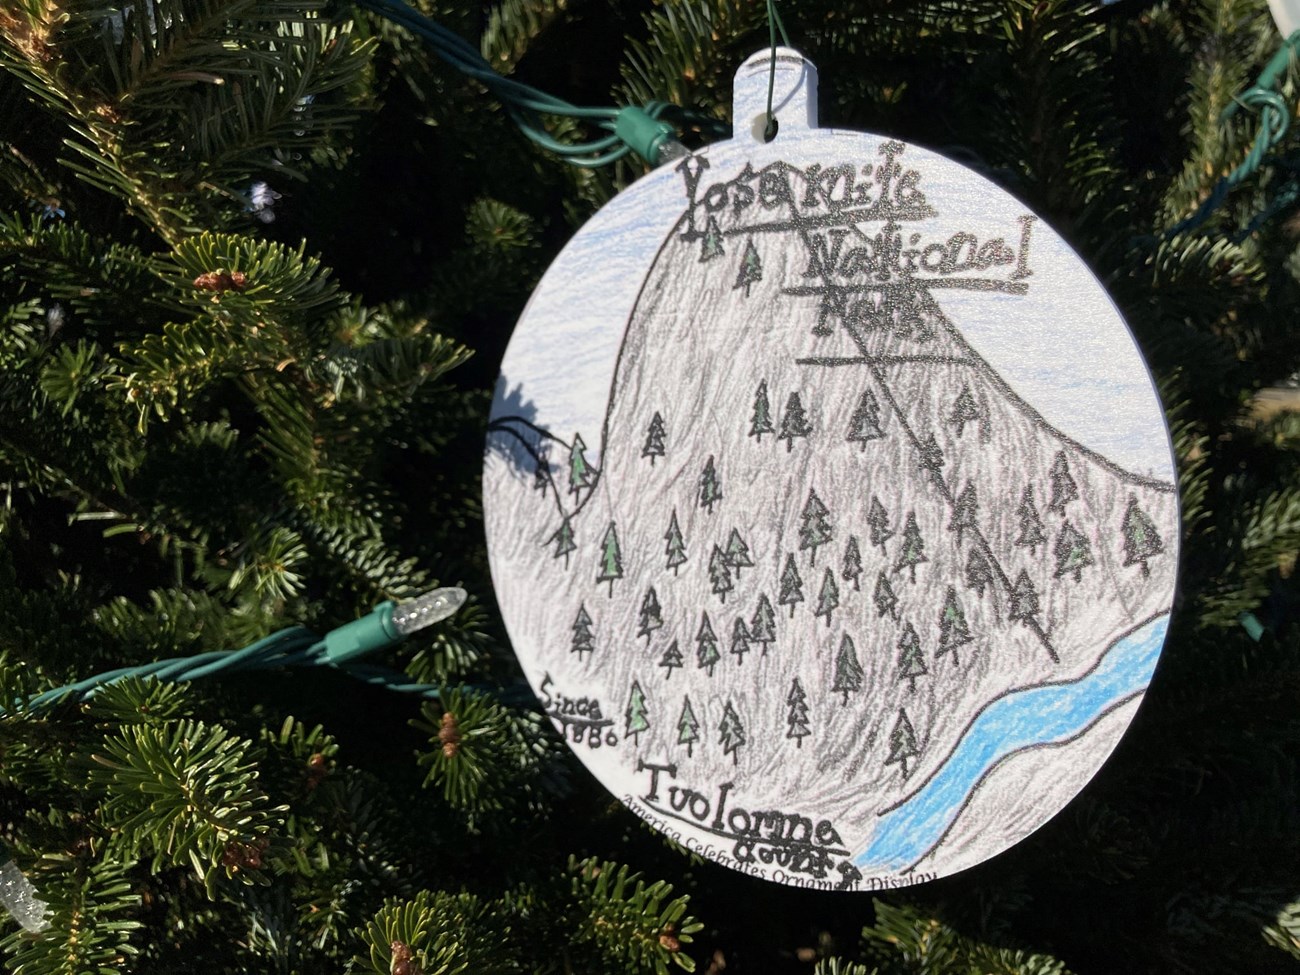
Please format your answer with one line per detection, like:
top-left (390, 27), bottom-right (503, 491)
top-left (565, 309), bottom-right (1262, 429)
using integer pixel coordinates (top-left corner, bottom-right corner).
top-left (484, 142), bottom-right (1178, 889)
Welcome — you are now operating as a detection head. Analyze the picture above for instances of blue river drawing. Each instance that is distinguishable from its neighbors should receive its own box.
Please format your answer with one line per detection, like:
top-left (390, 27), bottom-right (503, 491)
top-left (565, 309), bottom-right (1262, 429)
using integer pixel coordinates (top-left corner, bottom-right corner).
top-left (855, 613), bottom-right (1169, 873)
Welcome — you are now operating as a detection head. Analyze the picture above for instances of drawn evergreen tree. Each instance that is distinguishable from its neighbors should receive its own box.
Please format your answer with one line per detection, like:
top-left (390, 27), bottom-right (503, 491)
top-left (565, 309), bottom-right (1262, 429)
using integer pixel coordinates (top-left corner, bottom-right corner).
top-left (873, 572), bottom-right (899, 620)
top-left (568, 433), bottom-right (595, 498)
top-left (1054, 521), bottom-right (1094, 582)
top-left (677, 696), bottom-right (700, 757)
top-left (966, 548), bottom-right (994, 599)
top-left (778, 555), bottom-right (805, 617)
top-left (642, 411), bottom-right (666, 465)
top-left (778, 392), bottom-right (813, 452)
top-left (696, 613), bottom-right (721, 676)
top-left (885, 708), bottom-right (921, 779)
top-left (868, 496), bottom-right (894, 553)
top-left (664, 509), bottom-right (688, 575)
top-left (659, 640), bottom-right (683, 678)
top-left (831, 633), bottom-right (864, 705)
top-left (893, 512), bottom-right (929, 583)
top-left (723, 528), bottom-right (754, 577)
top-left (708, 544), bottom-right (734, 603)
top-left (547, 516), bottom-right (576, 569)
top-left (786, 678), bottom-right (811, 748)
top-left (734, 238), bottom-right (763, 297)
top-left (841, 535), bottom-right (863, 591)
top-left (700, 215), bottom-right (725, 262)
top-left (814, 568), bottom-right (840, 628)
top-left (750, 380), bottom-right (774, 441)
top-left (799, 488), bottom-right (833, 564)
top-left (936, 587), bottom-right (973, 666)
top-left (637, 587), bottom-right (663, 643)
top-left (917, 433), bottom-right (945, 481)
top-left (950, 385), bottom-right (980, 436)
top-left (1016, 485), bottom-right (1047, 555)
top-left (596, 521), bottom-right (623, 596)
top-left (719, 700), bottom-right (746, 765)
top-left (949, 482), bottom-right (978, 547)
top-left (1008, 569), bottom-right (1041, 626)
top-left (730, 617), bottom-right (751, 664)
top-left (532, 447), bottom-right (549, 492)
top-left (625, 681), bottom-right (649, 745)
top-left (896, 621), bottom-right (928, 692)
top-left (1049, 451), bottom-right (1078, 515)
top-left (1121, 497), bottom-right (1164, 577)
top-left (571, 605), bottom-right (595, 659)
top-left (847, 389), bottom-right (884, 448)
top-left (699, 455), bottom-right (723, 514)
top-left (749, 594), bottom-right (777, 653)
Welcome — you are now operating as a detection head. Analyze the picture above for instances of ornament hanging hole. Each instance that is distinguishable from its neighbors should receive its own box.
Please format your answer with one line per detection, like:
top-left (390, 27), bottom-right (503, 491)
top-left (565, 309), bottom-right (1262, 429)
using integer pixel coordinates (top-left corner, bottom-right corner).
top-left (753, 113), bottom-right (779, 143)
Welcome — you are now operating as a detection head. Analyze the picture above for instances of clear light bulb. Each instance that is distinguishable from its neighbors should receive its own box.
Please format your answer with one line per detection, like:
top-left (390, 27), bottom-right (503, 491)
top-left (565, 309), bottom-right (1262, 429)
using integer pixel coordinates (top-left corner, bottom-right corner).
top-left (0, 860), bottom-right (49, 933)
top-left (391, 587), bottom-right (468, 636)
top-left (1270, 0), bottom-right (1299, 36)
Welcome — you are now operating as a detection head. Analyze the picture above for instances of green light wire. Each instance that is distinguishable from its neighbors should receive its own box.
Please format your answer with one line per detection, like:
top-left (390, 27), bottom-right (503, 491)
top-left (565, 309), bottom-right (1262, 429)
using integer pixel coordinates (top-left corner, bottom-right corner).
top-left (355, 0), bottom-right (729, 166)
top-left (764, 0), bottom-right (792, 140)
top-left (13, 589), bottom-right (532, 715)
top-left (1171, 29), bottom-right (1300, 236)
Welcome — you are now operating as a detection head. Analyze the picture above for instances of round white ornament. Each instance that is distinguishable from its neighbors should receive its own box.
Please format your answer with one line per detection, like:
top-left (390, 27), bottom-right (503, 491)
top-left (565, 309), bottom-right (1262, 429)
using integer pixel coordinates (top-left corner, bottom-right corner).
top-left (484, 50), bottom-right (1179, 889)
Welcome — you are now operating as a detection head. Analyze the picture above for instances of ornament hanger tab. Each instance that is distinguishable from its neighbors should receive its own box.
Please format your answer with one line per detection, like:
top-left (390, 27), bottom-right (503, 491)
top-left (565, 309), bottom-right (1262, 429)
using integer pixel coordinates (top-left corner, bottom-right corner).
top-left (734, 47), bottom-right (818, 143)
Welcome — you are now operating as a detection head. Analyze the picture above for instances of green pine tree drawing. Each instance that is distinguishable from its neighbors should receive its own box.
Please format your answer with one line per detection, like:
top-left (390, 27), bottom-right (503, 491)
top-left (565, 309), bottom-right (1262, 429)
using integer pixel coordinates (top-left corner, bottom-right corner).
top-left (885, 708), bottom-right (921, 779)
top-left (847, 389), bottom-right (885, 448)
top-left (708, 544), bottom-right (734, 603)
top-left (868, 496), bottom-right (894, 553)
top-left (814, 567), bottom-right (840, 628)
top-left (638, 587), bottom-right (663, 642)
top-left (734, 238), bottom-right (762, 297)
top-left (778, 392), bottom-right (813, 452)
top-left (1054, 521), bottom-right (1094, 582)
top-left (625, 680), bottom-right (649, 745)
top-left (893, 512), bottom-right (929, 583)
top-left (699, 455), bottom-right (723, 514)
top-left (664, 509), bottom-right (688, 575)
top-left (677, 696), bottom-right (701, 756)
top-left (696, 613), bottom-right (721, 676)
top-left (700, 215), bottom-right (725, 262)
top-left (642, 411), bottom-right (666, 465)
top-left (1049, 450), bottom-right (1079, 515)
top-left (799, 488), bottom-right (833, 565)
top-left (966, 548), bottom-right (995, 599)
top-left (572, 604), bottom-right (595, 659)
top-left (1016, 485), bottom-right (1047, 555)
top-left (896, 621), bottom-right (928, 692)
top-left (659, 640), bottom-right (683, 679)
top-left (730, 617), bottom-right (750, 664)
top-left (723, 528), bottom-right (754, 577)
top-left (949, 482), bottom-right (978, 547)
top-left (1121, 497), bottom-right (1164, 577)
top-left (831, 633), bottom-right (864, 705)
top-left (719, 700), bottom-right (746, 765)
top-left (937, 587), bottom-right (973, 666)
top-left (568, 432), bottom-right (596, 498)
top-left (750, 594), bottom-right (777, 652)
top-left (786, 678), bottom-right (811, 747)
top-left (596, 521), bottom-right (623, 596)
top-left (750, 380), bottom-right (775, 441)
top-left (779, 554), bottom-right (805, 617)
top-left (547, 515), bottom-right (576, 568)
top-left (842, 535), bottom-right (863, 591)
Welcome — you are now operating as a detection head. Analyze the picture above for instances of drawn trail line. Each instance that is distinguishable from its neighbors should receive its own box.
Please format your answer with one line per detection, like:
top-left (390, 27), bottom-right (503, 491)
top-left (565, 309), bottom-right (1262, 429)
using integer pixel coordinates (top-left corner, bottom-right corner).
top-left (854, 613), bottom-right (1168, 872)
top-left (783, 200), bottom-right (1060, 661)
